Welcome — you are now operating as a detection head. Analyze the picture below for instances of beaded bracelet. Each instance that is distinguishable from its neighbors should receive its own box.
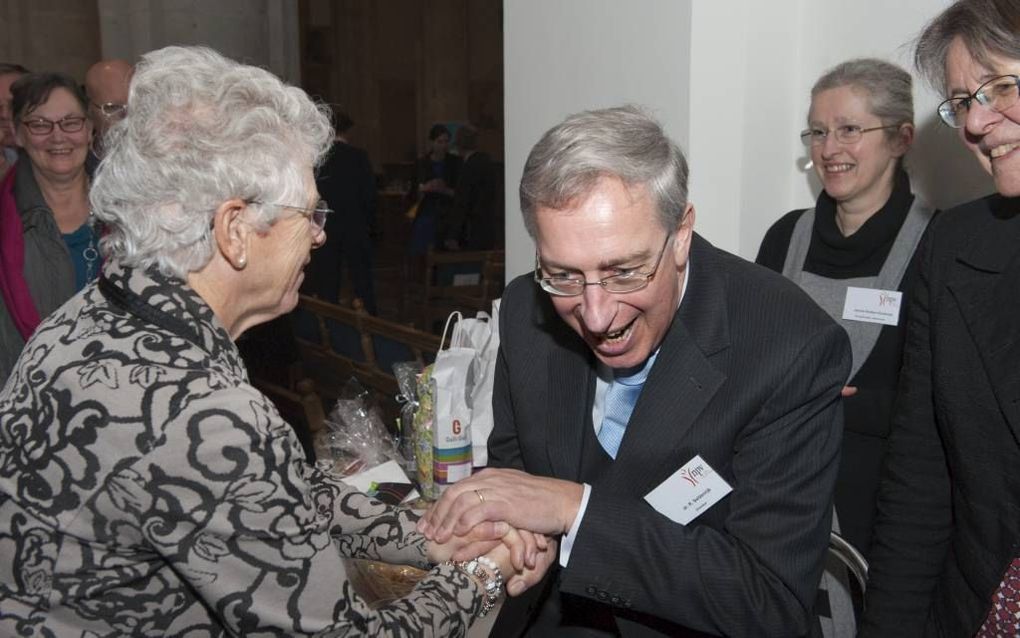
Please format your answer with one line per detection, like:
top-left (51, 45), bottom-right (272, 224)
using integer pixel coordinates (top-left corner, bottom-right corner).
top-left (447, 558), bottom-right (503, 616)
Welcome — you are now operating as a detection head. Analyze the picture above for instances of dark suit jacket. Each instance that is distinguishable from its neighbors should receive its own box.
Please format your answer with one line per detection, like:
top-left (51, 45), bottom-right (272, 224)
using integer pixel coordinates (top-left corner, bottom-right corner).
top-left (489, 234), bottom-right (851, 637)
top-left (861, 195), bottom-right (1020, 637)
top-left (305, 141), bottom-right (377, 309)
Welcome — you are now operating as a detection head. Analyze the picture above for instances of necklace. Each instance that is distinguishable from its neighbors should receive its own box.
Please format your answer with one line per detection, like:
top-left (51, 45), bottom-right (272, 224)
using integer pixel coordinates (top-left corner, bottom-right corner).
top-left (83, 211), bottom-right (100, 283)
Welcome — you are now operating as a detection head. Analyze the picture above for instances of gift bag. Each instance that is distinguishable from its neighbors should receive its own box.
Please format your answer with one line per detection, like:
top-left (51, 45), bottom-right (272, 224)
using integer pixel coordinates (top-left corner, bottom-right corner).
top-left (431, 312), bottom-right (475, 493)
top-left (461, 300), bottom-right (500, 466)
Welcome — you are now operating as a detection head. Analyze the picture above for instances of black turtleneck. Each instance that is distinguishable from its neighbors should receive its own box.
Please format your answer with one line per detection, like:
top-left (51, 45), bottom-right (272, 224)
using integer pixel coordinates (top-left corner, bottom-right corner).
top-left (755, 168), bottom-right (914, 278)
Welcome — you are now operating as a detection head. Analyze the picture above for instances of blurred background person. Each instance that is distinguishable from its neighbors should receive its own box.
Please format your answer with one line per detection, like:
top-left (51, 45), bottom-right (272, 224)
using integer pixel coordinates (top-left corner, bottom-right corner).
top-left (756, 58), bottom-right (933, 565)
top-left (407, 123), bottom-right (459, 277)
top-left (445, 123), bottom-right (499, 251)
top-left (304, 108), bottom-right (378, 313)
top-left (0, 63), bottom-right (29, 175)
top-left (862, 0), bottom-right (1020, 635)
top-left (0, 45), bottom-right (547, 637)
top-left (84, 58), bottom-right (132, 173)
top-left (0, 72), bottom-right (96, 386)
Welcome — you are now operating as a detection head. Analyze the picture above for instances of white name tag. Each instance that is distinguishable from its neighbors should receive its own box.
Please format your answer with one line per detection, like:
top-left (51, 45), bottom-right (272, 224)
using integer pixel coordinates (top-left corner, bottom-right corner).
top-left (841, 286), bottom-right (902, 326)
top-left (644, 454), bottom-right (732, 525)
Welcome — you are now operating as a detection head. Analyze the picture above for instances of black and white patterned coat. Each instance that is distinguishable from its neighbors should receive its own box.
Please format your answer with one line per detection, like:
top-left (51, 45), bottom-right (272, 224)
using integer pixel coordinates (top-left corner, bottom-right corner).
top-left (0, 261), bottom-right (481, 637)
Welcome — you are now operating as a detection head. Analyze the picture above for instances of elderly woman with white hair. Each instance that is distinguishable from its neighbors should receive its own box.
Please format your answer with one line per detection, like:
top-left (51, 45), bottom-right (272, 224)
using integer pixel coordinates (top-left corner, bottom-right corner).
top-left (0, 46), bottom-right (547, 637)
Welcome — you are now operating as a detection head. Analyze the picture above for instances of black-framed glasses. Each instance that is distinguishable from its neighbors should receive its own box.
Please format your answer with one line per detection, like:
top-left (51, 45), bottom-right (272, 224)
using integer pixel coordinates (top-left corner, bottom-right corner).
top-left (250, 199), bottom-right (332, 231)
top-left (800, 124), bottom-right (899, 146)
top-left (937, 74), bottom-right (1020, 128)
top-left (535, 233), bottom-right (672, 297)
top-left (91, 101), bottom-right (127, 119)
top-left (21, 115), bottom-right (88, 136)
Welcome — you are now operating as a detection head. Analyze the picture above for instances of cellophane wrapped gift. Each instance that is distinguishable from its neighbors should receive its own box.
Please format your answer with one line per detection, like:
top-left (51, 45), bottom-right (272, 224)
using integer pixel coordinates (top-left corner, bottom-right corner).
top-left (412, 365), bottom-right (437, 500)
top-left (316, 377), bottom-right (401, 477)
top-left (393, 361), bottom-right (422, 475)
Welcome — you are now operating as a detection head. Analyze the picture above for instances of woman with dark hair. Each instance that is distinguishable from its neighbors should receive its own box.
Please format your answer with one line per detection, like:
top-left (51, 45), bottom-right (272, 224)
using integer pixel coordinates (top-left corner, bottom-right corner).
top-left (408, 123), bottom-right (460, 257)
top-left (0, 72), bottom-right (96, 385)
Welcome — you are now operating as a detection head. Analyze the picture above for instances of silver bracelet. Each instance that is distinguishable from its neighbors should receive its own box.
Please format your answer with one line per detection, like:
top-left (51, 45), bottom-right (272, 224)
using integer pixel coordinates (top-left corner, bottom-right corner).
top-left (447, 558), bottom-right (503, 617)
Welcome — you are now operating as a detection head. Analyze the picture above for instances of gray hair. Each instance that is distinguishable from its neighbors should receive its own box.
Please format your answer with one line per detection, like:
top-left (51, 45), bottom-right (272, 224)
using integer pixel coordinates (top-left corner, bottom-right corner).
top-left (519, 105), bottom-right (689, 237)
top-left (91, 46), bottom-right (333, 278)
top-left (811, 58), bottom-right (914, 137)
top-left (915, 0), bottom-right (1020, 94)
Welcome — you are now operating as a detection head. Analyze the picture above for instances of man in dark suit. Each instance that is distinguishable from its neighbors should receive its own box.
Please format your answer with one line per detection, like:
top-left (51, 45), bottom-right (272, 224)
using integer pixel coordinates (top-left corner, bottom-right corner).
top-left (421, 106), bottom-right (851, 636)
top-left (861, 2), bottom-right (1020, 635)
top-left (304, 110), bottom-right (377, 313)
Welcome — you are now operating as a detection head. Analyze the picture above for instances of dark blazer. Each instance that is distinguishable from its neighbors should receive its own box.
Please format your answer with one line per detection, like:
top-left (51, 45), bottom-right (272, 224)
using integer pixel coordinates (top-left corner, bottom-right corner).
top-left (489, 234), bottom-right (851, 637)
top-left (305, 141), bottom-right (377, 311)
top-left (861, 194), bottom-right (1020, 637)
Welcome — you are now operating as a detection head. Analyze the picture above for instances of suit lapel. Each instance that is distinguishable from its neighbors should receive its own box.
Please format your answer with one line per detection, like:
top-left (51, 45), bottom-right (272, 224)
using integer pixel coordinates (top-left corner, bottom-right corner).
top-left (604, 235), bottom-right (729, 493)
top-left (540, 296), bottom-right (597, 482)
top-left (948, 198), bottom-right (1020, 447)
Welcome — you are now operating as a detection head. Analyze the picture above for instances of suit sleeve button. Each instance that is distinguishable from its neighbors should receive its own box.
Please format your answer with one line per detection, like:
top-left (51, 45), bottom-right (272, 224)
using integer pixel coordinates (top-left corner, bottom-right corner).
top-left (586, 585), bottom-right (596, 595)
top-left (597, 591), bottom-right (608, 601)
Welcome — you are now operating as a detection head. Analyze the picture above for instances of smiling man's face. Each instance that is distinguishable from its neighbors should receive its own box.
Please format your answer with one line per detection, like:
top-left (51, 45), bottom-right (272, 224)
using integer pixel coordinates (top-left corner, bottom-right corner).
top-left (535, 176), bottom-right (693, 371)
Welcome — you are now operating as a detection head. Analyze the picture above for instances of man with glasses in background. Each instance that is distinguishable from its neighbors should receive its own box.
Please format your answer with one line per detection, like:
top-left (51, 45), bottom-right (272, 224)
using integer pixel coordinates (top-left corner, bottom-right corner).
top-left (0, 63), bottom-right (29, 175)
top-left (84, 58), bottom-right (132, 174)
top-left (420, 105), bottom-right (851, 637)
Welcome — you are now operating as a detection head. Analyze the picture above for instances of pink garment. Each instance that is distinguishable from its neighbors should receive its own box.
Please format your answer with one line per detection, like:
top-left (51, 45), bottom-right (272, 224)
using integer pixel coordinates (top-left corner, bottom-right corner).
top-left (0, 164), bottom-right (41, 340)
top-left (976, 557), bottom-right (1020, 637)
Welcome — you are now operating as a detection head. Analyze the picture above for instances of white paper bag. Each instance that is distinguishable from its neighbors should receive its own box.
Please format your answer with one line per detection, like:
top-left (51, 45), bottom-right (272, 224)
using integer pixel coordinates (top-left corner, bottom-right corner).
top-left (466, 299), bottom-right (499, 466)
top-left (432, 313), bottom-right (474, 489)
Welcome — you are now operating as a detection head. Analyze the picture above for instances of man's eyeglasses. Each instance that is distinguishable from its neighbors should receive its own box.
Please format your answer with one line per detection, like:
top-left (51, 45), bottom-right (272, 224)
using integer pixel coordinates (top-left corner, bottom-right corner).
top-left (800, 124), bottom-right (899, 146)
top-left (91, 102), bottom-right (128, 119)
top-left (250, 199), bottom-right (333, 231)
top-left (937, 74), bottom-right (1020, 128)
top-left (21, 115), bottom-right (88, 136)
top-left (535, 233), bottom-right (672, 297)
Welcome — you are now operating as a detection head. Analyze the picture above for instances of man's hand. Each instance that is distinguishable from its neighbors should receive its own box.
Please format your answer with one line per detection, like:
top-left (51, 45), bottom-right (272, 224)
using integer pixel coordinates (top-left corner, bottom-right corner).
top-left (425, 519), bottom-right (508, 565)
top-left (504, 537), bottom-right (558, 597)
top-left (418, 468), bottom-right (584, 542)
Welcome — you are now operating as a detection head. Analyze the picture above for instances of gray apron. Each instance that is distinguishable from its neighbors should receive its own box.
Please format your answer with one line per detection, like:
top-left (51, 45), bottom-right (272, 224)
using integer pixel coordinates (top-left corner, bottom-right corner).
top-left (781, 197), bottom-right (934, 381)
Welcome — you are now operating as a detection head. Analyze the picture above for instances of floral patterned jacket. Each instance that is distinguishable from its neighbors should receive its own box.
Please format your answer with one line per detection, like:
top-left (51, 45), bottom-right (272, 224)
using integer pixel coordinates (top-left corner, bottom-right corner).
top-left (0, 261), bottom-right (481, 637)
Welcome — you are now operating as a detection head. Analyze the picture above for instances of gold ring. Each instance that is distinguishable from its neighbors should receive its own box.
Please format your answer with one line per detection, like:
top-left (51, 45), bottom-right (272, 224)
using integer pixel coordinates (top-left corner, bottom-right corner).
top-left (474, 489), bottom-right (485, 503)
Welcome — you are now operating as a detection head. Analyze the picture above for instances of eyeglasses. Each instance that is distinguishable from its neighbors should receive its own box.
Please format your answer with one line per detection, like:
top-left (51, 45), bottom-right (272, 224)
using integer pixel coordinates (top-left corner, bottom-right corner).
top-left (535, 233), bottom-right (672, 297)
top-left (21, 115), bottom-right (88, 136)
top-left (91, 102), bottom-right (127, 119)
top-left (800, 124), bottom-right (899, 146)
top-left (250, 199), bottom-right (332, 231)
top-left (937, 74), bottom-right (1020, 128)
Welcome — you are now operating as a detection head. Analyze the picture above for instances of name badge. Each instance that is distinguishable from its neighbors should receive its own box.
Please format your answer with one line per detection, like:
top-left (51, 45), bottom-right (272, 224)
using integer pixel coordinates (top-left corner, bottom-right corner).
top-left (842, 286), bottom-right (902, 326)
top-left (644, 454), bottom-right (732, 525)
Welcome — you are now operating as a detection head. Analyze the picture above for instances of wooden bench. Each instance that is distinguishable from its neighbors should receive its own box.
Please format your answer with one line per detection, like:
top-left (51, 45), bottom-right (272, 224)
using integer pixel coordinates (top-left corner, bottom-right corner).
top-left (292, 295), bottom-right (442, 403)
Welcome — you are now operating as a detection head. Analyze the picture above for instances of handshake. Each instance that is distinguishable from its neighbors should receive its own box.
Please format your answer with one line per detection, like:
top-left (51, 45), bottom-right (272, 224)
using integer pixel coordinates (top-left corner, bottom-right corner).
top-left (419, 467), bottom-right (585, 597)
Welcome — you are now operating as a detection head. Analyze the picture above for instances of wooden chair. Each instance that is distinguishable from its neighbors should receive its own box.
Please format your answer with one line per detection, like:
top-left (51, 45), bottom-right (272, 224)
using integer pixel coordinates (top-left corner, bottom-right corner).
top-left (404, 248), bottom-right (504, 330)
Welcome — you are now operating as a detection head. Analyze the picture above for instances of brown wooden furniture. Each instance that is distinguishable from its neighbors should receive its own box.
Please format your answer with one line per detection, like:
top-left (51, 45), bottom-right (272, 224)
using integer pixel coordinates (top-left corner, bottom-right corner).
top-left (293, 296), bottom-right (441, 402)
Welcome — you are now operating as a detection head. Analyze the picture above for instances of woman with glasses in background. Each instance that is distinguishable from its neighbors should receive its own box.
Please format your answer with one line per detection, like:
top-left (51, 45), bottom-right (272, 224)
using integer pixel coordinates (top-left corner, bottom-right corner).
top-left (0, 72), bottom-right (96, 386)
top-left (862, 1), bottom-right (1020, 635)
top-left (756, 58), bottom-right (934, 582)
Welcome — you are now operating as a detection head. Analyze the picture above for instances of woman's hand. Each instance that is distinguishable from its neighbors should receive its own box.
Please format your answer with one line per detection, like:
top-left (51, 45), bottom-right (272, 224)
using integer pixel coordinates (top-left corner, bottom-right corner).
top-left (425, 519), bottom-right (508, 565)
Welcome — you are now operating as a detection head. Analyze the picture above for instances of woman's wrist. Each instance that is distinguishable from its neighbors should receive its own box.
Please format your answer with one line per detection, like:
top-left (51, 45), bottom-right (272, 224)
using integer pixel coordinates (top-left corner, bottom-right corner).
top-left (445, 557), bottom-right (504, 617)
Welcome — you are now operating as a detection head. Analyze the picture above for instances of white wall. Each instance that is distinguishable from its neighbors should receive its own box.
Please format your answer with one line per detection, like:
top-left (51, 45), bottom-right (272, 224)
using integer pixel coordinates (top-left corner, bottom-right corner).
top-left (503, 0), bottom-right (692, 279)
top-left (504, 0), bottom-right (994, 278)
